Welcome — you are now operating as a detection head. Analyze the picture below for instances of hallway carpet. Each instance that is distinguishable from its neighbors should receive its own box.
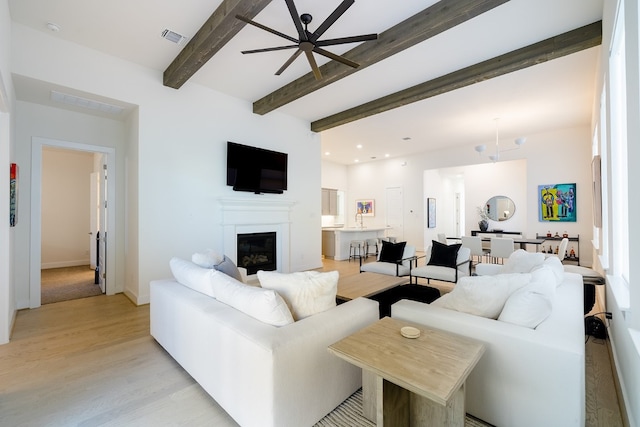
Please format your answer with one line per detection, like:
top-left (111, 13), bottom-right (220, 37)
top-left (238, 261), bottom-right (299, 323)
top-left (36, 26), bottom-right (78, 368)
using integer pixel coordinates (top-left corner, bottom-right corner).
top-left (41, 265), bottom-right (103, 304)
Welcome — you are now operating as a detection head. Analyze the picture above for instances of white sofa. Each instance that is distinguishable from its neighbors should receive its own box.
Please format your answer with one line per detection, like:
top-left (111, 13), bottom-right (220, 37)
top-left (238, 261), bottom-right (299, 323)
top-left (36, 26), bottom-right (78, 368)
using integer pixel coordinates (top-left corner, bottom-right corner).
top-left (150, 278), bottom-right (379, 427)
top-left (391, 258), bottom-right (585, 427)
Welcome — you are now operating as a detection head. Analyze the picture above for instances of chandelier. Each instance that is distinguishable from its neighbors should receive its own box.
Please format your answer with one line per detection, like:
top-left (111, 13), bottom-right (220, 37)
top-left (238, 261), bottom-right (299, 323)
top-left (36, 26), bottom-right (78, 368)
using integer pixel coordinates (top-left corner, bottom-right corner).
top-left (475, 118), bottom-right (526, 162)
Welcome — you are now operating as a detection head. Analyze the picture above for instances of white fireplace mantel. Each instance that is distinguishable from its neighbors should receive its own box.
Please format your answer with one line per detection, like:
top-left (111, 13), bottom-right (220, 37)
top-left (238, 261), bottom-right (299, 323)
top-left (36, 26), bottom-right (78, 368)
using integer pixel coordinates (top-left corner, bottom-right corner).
top-left (219, 197), bottom-right (296, 274)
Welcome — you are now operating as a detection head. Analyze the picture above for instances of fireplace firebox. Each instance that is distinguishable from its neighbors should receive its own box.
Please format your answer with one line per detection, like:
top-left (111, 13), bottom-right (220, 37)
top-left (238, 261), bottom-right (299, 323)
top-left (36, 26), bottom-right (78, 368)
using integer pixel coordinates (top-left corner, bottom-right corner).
top-left (237, 232), bottom-right (277, 275)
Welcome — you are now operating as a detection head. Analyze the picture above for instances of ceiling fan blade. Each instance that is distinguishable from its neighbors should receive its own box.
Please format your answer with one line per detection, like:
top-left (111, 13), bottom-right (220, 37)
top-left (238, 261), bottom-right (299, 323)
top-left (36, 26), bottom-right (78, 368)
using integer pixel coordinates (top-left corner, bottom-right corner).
top-left (310, 0), bottom-right (354, 42)
top-left (304, 51), bottom-right (323, 80)
top-left (284, 0), bottom-right (307, 41)
top-left (235, 15), bottom-right (298, 44)
top-left (241, 45), bottom-right (299, 54)
top-left (275, 49), bottom-right (304, 76)
top-left (313, 47), bottom-right (359, 68)
top-left (315, 33), bottom-right (378, 47)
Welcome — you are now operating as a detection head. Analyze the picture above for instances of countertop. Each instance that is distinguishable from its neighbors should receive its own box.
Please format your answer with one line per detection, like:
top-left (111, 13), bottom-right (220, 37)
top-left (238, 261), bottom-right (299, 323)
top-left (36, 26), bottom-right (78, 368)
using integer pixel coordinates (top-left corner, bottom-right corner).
top-left (322, 227), bottom-right (389, 232)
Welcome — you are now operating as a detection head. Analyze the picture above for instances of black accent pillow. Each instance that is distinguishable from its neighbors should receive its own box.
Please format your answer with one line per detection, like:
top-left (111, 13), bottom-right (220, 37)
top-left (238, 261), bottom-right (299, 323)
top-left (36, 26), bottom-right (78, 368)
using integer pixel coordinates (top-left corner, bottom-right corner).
top-left (379, 241), bottom-right (407, 263)
top-left (427, 240), bottom-right (461, 269)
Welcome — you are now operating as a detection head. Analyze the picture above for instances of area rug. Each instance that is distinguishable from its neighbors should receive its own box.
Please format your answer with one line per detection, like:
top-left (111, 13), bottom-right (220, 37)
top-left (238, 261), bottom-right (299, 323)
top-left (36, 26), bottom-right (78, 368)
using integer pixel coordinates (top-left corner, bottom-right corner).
top-left (314, 388), bottom-right (492, 427)
top-left (41, 265), bottom-right (103, 304)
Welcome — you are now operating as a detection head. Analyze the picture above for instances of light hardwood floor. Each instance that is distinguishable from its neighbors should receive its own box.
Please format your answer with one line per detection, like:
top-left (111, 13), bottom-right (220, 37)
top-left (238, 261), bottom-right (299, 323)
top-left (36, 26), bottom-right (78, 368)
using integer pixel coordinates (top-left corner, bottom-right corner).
top-left (0, 257), bottom-right (624, 426)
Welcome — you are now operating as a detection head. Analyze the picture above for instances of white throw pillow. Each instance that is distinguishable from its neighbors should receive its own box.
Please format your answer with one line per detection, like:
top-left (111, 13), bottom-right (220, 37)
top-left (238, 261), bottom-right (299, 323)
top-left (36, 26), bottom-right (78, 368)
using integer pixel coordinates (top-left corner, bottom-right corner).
top-left (211, 270), bottom-right (294, 327)
top-left (257, 270), bottom-right (338, 320)
top-left (498, 266), bottom-right (556, 328)
top-left (169, 257), bottom-right (216, 297)
top-left (191, 249), bottom-right (224, 268)
top-left (534, 256), bottom-right (565, 287)
top-left (438, 273), bottom-right (531, 319)
top-left (501, 249), bottom-right (545, 274)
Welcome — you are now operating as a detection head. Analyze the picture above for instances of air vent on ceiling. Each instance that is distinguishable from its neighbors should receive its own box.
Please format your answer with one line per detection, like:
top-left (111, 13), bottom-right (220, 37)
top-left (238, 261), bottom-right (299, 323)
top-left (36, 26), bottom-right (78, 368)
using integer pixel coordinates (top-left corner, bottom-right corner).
top-left (50, 91), bottom-right (124, 115)
top-left (161, 29), bottom-right (188, 46)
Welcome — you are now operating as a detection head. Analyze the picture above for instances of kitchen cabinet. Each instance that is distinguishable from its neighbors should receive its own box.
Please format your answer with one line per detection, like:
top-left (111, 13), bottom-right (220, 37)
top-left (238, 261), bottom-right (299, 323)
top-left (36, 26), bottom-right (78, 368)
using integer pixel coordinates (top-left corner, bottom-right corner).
top-left (322, 230), bottom-right (336, 258)
top-left (322, 188), bottom-right (338, 215)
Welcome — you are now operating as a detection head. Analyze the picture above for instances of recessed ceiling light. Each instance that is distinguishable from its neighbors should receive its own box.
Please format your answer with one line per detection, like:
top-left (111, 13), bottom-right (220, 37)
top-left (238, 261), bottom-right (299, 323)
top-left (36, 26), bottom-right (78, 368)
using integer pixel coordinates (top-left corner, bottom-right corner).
top-left (354, 159), bottom-right (359, 163)
top-left (385, 154), bottom-right (390, 158)
top-left (356, 144), bottom-right (363, 149)
top-left (324, 151), bottom-right (331, 156)
top-left (46, 22), bottom-right (61, 32)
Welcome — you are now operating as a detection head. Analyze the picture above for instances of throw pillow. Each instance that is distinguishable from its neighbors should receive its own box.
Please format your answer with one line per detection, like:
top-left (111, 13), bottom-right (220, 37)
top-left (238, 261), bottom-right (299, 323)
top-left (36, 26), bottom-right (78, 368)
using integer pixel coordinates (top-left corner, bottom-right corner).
top-left (501, 249), bottom-right (545, 274)
top-left (498, 266), bottom-right (556, 328)
top-left (438, 273), bottom-right (532, 319)
top-left (427, 241), bottom-right (461, 269)
top-left (257, 270), bottom-right (338, 320)
top-left (379, 241), bottom-right (407, 263)
top-left (210, 270), bottom-right (294, 327)
top-left (169, 257), bottom-right (216, 297)
top-left (214, 255), bottom-right (244, 282)
top-left (191, 249), bottom-right (224, 268)
top-left (535, 256), bottom-right (565, 286)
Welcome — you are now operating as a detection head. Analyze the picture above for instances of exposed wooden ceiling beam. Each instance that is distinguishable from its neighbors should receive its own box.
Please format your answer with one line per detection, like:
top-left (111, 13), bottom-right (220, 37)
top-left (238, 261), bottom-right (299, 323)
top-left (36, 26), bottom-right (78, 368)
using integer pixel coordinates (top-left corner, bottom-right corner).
top-left (311, 21), bottom-right (602, 133)
top-left (253, 0), bottom-right (511, 115)
top-left (163, 0), bottom-right (274, 89)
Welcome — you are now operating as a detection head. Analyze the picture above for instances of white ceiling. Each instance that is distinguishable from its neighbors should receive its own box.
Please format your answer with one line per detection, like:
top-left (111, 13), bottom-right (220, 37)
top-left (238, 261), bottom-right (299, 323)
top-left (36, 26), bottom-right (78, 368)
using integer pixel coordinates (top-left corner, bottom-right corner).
top-left (9, 0), bottom-right (603, 164)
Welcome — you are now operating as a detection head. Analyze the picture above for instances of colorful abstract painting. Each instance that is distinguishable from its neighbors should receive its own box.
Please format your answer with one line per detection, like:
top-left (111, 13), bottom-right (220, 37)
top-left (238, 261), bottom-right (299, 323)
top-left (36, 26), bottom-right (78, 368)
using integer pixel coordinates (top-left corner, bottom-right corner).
top-left (356, 199), bottom-right (374, 216)
top-left (538, 183), bottom-right (576, 222)
top-left (10, 163), bottom-right (17, 227)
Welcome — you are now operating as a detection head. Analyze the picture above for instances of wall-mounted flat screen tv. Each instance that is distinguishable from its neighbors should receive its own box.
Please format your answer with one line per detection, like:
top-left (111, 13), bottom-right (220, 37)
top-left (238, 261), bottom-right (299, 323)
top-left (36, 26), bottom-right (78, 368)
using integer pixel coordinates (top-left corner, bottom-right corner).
top-left (226, 141), bottom-right (288, 194)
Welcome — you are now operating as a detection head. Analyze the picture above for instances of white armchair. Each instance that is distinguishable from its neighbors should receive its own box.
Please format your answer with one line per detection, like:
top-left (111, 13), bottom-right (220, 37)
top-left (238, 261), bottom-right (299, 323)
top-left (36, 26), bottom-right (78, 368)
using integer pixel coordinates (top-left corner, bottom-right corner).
top-left (410, 245), bottom-right (471, 284)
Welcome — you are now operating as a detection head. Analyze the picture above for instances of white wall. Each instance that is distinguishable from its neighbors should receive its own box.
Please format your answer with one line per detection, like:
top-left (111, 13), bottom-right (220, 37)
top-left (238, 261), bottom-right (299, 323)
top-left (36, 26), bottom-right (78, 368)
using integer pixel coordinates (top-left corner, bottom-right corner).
top-left (41, 148), bottom-right (94, 268)
top-left (11, 22), bottom-right (322, 306)
top-left (0, 0), bottom-right (15, 344)
top-left (336, 126), bottom-right (593, 266)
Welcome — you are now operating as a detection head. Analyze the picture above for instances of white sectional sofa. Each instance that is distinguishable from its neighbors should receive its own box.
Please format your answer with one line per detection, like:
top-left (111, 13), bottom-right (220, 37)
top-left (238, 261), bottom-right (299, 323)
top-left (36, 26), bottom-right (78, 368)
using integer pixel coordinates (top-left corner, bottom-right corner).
top-left (150, 277), bottom-right (379, 427)
top-left (391, 253), bottom-right (585, 427)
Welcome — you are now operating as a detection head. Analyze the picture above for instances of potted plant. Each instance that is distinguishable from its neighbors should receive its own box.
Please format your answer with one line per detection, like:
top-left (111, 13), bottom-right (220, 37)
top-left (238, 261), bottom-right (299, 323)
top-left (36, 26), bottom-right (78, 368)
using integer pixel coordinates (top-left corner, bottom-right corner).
top-left (477, 206), bottom-right (489, 231)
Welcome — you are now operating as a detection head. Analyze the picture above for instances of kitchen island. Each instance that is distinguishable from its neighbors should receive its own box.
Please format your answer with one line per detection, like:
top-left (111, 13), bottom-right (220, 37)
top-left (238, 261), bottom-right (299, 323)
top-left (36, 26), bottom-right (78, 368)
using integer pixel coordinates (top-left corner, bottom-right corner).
top-left (322, 227), bottom-right (389, 261)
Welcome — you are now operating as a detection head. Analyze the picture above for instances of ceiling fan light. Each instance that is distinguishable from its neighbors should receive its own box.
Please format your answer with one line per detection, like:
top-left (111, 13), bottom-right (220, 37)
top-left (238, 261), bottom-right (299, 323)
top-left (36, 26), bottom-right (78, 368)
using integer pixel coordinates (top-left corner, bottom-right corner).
top-left (488, 154), bottom-right (499, 162)
top-left (475, 144), bottom-right (486, 154)
top-left (515, 137), bottom-right (526, 146)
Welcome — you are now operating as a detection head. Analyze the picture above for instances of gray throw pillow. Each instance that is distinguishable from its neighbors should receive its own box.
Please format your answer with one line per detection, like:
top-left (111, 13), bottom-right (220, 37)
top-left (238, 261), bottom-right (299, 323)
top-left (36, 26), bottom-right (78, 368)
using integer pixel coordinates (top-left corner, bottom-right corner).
top-left (214, 255), bottom-right (243, 282)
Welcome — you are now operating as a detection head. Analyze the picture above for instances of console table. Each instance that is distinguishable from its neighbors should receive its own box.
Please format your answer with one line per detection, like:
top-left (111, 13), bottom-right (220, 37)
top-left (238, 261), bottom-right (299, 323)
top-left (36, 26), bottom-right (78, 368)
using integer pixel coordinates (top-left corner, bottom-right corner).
top-left (536, 234), bottom-right (580, 264)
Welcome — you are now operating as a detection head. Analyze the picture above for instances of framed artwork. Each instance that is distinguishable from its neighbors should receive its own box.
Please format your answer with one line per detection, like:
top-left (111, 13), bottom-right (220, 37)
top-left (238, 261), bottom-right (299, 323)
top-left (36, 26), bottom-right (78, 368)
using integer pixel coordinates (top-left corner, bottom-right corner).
top-left (10, 163), bottom-right (17, 227)
top-left (538, 183), bottom-right (576, 222)
top-left (427, 197), bottom-right (436, 228)
top-left (356, 199), bottom-right (374, 216)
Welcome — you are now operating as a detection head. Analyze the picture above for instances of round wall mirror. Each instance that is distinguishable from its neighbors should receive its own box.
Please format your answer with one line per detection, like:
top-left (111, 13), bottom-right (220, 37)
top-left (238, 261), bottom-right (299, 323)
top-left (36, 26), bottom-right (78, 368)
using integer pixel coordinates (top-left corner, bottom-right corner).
top-left (484, 196), bottom-right (516, 221)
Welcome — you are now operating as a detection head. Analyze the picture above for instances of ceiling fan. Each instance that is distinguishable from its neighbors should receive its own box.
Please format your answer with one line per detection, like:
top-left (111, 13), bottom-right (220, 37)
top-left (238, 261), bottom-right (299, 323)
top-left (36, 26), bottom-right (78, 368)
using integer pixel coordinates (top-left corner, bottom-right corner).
top-left (236, 0), bottom-right (377, 80)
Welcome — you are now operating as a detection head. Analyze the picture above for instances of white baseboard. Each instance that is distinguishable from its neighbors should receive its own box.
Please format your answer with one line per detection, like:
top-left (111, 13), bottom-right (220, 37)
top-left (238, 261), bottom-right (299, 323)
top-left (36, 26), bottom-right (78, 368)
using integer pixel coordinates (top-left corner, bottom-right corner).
top-left (41, 260), bottom-right (91, 270)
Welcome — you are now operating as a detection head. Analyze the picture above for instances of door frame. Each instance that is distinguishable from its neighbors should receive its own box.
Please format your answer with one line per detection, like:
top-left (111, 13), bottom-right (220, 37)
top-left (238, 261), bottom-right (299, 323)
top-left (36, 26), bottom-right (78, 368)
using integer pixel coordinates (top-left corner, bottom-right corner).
top-left (30, 137), bottom-right (116, 308)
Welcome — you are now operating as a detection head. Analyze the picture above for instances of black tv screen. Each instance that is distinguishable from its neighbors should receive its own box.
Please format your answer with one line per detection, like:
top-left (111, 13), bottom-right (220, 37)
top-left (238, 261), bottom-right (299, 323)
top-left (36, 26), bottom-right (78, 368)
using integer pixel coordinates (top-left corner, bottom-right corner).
top-left (226, 141), bottom-right (288, 194)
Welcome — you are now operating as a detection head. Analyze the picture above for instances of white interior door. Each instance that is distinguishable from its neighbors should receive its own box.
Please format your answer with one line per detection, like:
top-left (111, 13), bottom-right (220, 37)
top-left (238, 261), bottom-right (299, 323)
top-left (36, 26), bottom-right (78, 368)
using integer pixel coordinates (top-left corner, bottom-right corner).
top-left (89, 172), bottom-right (99, 269)
top-left (385, 187), bottom-right (404, 240)
top-left (97, 162), bottom-right (107, 293)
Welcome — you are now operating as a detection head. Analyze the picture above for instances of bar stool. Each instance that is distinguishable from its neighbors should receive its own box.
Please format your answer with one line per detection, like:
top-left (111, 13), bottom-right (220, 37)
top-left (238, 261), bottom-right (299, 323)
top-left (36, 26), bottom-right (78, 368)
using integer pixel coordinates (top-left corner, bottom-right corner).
top-left (364, 238), bottom-right (379, 258)
top-left (349, 240), bottom-right (365, 262)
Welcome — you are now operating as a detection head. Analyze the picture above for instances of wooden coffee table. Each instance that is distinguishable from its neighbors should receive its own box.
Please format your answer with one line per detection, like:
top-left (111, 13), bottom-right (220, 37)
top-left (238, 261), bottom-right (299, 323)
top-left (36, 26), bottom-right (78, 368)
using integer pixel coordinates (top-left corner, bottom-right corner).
top-left (328, 317), bottom-right (485, 427)
top-left (336, 272), bottom-right (407, 302)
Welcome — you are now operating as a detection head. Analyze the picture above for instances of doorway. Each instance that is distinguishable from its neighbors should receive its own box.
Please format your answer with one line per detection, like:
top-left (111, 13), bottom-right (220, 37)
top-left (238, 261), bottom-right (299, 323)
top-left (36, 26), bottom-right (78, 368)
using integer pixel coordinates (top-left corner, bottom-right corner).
top-left (30, 137), bottom-right (116, 308)
top-left (385, 187), bottom-right (404, 241)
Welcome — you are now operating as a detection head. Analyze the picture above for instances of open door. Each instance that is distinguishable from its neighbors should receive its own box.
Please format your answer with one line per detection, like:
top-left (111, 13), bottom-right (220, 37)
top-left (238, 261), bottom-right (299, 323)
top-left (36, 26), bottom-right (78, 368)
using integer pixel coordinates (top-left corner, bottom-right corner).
top-left (89, 159), bottom-right (106, 294)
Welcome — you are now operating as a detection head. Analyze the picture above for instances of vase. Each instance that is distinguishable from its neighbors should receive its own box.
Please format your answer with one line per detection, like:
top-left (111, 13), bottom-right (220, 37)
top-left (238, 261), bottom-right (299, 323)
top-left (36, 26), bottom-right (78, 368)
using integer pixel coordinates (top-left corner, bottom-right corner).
top-left (478, 220), bottom-right (488, 231)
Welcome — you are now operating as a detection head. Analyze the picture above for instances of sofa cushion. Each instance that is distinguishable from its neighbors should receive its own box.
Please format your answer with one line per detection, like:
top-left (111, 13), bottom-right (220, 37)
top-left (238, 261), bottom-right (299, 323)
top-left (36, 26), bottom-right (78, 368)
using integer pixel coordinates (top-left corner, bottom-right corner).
top-left (257, 270), bottom-right (338, 320)
top-left (214, 255), bottom-right (244, 282)
top-left (211, 270), bottom-right (294, 327)
top-left (427, 241), bottom-right (461, 269)
top-left (499, 266), bottom-right (557, 328)
top-left (379, 241), bottom-right (407, 263)
top-left (534, 256), bottom-right (565, 286)
top-left (191, 249), bottom-right (224, 268)
top-left (501, 249), bottom-right (545, 274)
top-left (169, 257), bottom-right (216, 297)
top-left (432, 273), bottom-right (531, 319)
